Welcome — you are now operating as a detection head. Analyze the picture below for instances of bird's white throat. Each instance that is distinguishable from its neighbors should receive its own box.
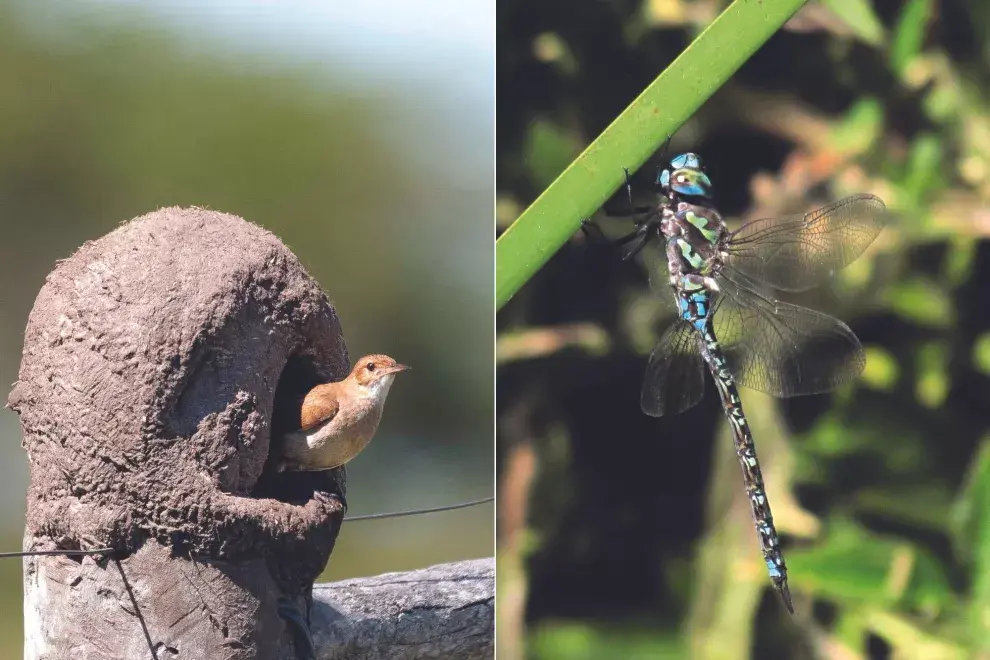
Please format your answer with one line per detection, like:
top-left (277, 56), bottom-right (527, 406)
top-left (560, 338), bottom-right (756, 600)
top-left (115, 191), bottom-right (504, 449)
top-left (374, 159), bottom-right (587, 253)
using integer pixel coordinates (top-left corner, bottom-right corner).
top-left (363, 374), bottom-right (396, 403)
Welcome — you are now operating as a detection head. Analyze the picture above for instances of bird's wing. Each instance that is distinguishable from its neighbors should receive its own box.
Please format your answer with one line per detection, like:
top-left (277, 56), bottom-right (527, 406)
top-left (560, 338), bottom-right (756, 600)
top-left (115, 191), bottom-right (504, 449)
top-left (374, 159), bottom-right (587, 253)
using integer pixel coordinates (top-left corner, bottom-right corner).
top-left (299, 384), bottom-right (339, 431)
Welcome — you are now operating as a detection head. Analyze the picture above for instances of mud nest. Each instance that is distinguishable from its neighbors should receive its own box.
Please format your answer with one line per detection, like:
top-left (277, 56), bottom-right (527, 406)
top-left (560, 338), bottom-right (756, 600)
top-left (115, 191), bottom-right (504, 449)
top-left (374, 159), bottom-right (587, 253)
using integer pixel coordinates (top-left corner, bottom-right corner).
top-left (9, 207), bottom-right (349, 590)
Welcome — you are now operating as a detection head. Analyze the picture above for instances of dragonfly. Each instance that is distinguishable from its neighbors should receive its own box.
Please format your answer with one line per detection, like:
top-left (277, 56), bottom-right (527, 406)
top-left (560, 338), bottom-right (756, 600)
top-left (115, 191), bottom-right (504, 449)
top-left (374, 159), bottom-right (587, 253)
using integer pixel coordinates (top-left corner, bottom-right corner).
top-left (592, 152), bottom-right (887, 614)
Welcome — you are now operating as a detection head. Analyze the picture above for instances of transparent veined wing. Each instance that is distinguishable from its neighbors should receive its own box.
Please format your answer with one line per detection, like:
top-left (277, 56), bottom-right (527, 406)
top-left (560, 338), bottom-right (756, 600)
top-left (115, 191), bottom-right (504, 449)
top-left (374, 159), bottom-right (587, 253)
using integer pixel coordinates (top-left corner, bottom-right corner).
top-left (724, 194), bottom-right (887, 292)
top-left (711, 279), bottom-right (866, 397)
top-left (635, 233), bottom-right (678, 297)
top-left (640, 319), bottom-right (706, 417)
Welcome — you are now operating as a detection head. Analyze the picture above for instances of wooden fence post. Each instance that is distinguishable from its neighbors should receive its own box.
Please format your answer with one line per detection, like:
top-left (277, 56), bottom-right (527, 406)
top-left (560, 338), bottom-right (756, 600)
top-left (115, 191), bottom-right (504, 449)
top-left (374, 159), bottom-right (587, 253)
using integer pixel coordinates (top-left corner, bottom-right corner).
top-left (6, 207), bottom-right (492, 659)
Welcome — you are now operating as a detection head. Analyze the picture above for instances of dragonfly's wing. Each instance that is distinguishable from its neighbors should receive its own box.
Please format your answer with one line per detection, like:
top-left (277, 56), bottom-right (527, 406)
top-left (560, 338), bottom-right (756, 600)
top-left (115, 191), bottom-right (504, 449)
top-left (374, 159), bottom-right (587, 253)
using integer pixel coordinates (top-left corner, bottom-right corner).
top-left (641, 319), bottom-right (706, 417)
top-left (712, 281), bottom-right (866, 397)
top-left (636, 237), bottom-right (675, 296)
top-left (725, 194), bottom-right (888, 292)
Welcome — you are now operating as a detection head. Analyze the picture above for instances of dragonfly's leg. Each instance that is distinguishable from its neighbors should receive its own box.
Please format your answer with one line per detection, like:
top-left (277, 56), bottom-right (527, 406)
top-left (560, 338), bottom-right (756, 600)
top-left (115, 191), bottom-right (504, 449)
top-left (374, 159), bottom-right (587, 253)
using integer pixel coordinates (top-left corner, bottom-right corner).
top-left (603, 204), bottom-right (655, 219)
top-left (581, 219), bottom-right (645, 249)
top-left (614, 228), bottom-right (647, 247)
top-left (658, 134), bottom-right (672, 163)
top-left (580, 218), bottom-right (606, 241)
top-left (596, 166), bottom-right (658, 218)
top-left (620, 230), bottom-right (651, 260)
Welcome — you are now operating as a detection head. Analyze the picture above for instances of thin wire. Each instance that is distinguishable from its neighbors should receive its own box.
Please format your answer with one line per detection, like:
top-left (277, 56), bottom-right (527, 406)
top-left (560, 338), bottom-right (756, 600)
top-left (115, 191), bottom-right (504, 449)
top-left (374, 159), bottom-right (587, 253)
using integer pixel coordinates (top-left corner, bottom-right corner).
top-left (8, 549), bottom-right (157, 659)
top-left (113, 557), bottom-right (159, 660)
top-left (0, 547), bottom-right (113, 559)
top-left (344, 496), bottom-right (494, 522)
top-left (1, 497), bottom-right (495, 557)
top-left (0, 498), bottom-right (491, 657)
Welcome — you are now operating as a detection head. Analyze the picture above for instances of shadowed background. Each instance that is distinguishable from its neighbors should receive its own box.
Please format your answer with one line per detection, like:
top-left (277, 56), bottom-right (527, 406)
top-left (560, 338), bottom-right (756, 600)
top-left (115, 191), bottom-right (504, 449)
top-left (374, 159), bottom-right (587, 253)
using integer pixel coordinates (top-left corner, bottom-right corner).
top-left (497, 0), bottom-right (990, 658)
top-left (0, 1), bottom-right (493, 656)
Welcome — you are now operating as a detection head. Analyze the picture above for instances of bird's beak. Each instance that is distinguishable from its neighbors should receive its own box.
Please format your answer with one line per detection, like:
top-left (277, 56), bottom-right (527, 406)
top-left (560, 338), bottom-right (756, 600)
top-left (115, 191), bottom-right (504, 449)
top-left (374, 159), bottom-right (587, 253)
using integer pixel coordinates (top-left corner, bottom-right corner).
top-left (385, 363), bottom-right (411, 375)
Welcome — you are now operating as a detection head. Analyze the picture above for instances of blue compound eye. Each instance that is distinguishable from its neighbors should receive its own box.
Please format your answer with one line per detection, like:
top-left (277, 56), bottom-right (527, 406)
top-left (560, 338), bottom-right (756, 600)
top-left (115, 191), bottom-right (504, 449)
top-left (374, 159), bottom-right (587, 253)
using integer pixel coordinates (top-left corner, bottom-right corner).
top-left (670, 152), bottom-right (702, 170)
top-left (658, 169), bottom-right (670, 188)
top-left (668, 168), bottom-right (712, 198)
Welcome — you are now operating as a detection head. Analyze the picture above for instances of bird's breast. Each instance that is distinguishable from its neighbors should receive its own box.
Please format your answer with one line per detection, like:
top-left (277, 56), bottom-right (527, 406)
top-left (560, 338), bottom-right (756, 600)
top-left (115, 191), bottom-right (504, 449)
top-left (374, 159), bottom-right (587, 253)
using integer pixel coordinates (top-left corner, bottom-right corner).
top-left (279, 401), bottom-right (385, 471)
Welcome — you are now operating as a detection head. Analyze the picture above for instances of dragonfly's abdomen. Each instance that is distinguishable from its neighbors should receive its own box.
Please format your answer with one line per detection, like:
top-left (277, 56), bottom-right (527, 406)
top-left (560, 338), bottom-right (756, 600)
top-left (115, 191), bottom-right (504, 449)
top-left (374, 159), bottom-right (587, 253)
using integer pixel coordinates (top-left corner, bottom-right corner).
top-left (699, 327), bottom-right (794, 613)
top-left (671, 266), bottom-right (714, 333)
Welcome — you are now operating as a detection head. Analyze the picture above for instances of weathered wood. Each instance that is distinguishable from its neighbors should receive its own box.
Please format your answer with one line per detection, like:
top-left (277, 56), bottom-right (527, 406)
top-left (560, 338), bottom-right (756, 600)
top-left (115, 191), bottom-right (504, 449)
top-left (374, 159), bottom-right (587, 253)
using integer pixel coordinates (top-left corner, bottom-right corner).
top-left (305, 558), bottom-right (494, 660)
top-left (11, 207), bottom-right (353, 659)
top-left (22, 552), bottom-right (494, 660)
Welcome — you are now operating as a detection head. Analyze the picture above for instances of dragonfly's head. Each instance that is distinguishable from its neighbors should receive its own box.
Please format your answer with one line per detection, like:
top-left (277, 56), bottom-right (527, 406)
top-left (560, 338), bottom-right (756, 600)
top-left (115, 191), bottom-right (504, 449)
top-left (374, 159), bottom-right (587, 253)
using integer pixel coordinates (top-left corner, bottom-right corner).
top-left (658, 152), bottom-right (713, 199)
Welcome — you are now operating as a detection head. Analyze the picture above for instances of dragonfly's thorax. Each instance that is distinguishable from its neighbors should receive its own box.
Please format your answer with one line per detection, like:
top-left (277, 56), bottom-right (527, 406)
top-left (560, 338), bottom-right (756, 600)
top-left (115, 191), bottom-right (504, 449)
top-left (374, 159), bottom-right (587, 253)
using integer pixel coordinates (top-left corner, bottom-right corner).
top-left (661, 201), bottom-right (726, 267)
top-left (662, 200), bottom-right (726, 331)
top-left (668, 200), bottom-right (725, 244)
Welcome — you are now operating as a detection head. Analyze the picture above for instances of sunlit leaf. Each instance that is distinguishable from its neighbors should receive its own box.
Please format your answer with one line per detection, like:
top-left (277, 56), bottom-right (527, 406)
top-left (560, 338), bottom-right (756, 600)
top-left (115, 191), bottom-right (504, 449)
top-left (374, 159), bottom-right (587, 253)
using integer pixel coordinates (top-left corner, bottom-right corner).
top-left (831, 97), bottom-right (885, 152)
top-left (885, 279), bottom-right (954, 329)
top-left (788, 518), bottom-right (953, 610)
top-left (901, 133), bottom-right (943, 205)
top-left (496, 323), bottom-right (611, 363)
top-left (856, 484), bottom-right (954, 532)
top-left (973, 333), bottom-right (990, 376)
top-left (867, 611), bottom-right (967, 660)
top-left (861, 346), bottom-right (900, 391)
top-left (915, 342), bottom-right (949, 409)
top-left (532, 32), bottom-right (578, 76)
top-left (944, 236), bottom-right (977, 287)
top-left (821, 0), bottom-right (885, 47)
top-left (949, 436), bottom-right (990, 652)
top-left (890, 0), bottom-right (934, 76)
top-left (524, 119), bottom-right (582, 190)
top-left (529, 623), bottom-right (685, 660)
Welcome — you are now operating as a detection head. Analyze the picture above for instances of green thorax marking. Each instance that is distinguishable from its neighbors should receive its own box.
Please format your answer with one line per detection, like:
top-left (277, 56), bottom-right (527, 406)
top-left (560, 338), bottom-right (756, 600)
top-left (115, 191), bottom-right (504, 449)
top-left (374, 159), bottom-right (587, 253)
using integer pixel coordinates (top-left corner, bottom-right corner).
top-left (683, 209), bottom-right (720, 244)
top-left (675, 237), bottom-right (706, 270)
top-left (674, 236), bottom-right (716, 276)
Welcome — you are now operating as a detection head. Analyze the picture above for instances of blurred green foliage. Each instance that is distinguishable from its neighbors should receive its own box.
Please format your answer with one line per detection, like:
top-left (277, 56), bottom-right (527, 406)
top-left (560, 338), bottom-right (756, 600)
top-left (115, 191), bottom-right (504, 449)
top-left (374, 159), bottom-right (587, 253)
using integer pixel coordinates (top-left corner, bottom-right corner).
top-left (495, 0), bottom-right (808, 309)
top-left (497, 0), bottom-right (990, 658)
top-left (0, 2), bottom-right (492, 658)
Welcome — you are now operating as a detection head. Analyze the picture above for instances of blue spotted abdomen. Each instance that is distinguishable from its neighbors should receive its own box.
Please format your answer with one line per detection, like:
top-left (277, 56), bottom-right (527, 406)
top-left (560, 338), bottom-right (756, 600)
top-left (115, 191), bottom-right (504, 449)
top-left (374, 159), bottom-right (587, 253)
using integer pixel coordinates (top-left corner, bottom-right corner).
top-left (676, 286), bottom-right (712, 332)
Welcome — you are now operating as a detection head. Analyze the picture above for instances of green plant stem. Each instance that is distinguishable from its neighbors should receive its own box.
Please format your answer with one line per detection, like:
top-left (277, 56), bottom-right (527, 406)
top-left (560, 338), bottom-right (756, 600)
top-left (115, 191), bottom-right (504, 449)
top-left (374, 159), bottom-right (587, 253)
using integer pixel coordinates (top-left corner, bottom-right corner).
top-left (495, 0), bottom-right (811, 310)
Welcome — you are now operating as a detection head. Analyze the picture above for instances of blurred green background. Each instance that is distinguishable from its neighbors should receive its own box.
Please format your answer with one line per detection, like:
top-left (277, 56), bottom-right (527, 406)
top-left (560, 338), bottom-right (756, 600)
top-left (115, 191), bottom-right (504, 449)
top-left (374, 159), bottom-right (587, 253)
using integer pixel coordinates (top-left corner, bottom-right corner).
top-left (0, 1), bottom-right (493, 657)
top-left (497, 0), bottom-right (990, 658)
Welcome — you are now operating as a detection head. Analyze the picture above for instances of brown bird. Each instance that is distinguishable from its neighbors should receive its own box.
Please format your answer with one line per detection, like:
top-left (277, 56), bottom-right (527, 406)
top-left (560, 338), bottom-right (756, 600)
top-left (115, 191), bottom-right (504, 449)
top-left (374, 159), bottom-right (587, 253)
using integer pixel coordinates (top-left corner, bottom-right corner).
top-left (277, 354), bottom-right (409, 472)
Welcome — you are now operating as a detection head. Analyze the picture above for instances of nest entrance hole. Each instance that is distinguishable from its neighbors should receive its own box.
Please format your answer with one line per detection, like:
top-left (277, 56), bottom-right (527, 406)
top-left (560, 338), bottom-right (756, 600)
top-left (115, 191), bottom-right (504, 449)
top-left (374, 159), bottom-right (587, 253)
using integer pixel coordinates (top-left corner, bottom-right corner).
top-left (253, 354), bottom-right (337, 503)
top-left (271, 353), bottom-right (326, 441)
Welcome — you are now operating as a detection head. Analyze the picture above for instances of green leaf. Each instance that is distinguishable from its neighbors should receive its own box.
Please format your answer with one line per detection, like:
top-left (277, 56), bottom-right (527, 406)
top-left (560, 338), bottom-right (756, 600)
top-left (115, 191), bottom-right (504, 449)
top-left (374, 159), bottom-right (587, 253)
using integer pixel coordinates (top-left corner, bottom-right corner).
top-left (916, 341), bottom-right (950, 409)
top-left (523, 119), bottom-right (583, 191)
top-left (885, 278), bottom-right (954, 329)
top-left (861, 345), bottom-right (900, 391)
top-left (856, 484), bottom-right (954, 532)
top-left (821, 0), bottom-right (886, 47)
top-left (950, 436), bottom-right (990, 651)
top-left (831, 97), bottom-right (885, 152)
top-left (788, 518), bottom-right (952, 610)
top-left (901, 133), bottom-right (943, 205)
top-left (890, 0), bottom-right (934, 75)
top-left (866, 611), bottom-right (968, 659)
top-left (495, 0), bottom-right (812, 310)
top-left (529, 623), bottom-right (685, 660)
top-left (973, 333), bottom-right (990, 376)
top-left (944, 236), bottom-right (977, 287)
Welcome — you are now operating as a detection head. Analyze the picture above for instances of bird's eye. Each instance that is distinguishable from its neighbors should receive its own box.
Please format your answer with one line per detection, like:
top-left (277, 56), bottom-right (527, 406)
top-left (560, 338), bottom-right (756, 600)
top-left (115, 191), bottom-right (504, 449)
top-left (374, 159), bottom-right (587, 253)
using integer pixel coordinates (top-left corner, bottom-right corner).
top-left (366, 363), bottom-right (377, 372)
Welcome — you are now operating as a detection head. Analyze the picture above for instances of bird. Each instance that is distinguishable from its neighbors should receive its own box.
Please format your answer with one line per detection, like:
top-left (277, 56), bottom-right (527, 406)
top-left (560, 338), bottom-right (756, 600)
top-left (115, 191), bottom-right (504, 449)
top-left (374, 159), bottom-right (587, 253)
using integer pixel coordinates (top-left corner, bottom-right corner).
top-left (277, 354), bottom-right (409, 472)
